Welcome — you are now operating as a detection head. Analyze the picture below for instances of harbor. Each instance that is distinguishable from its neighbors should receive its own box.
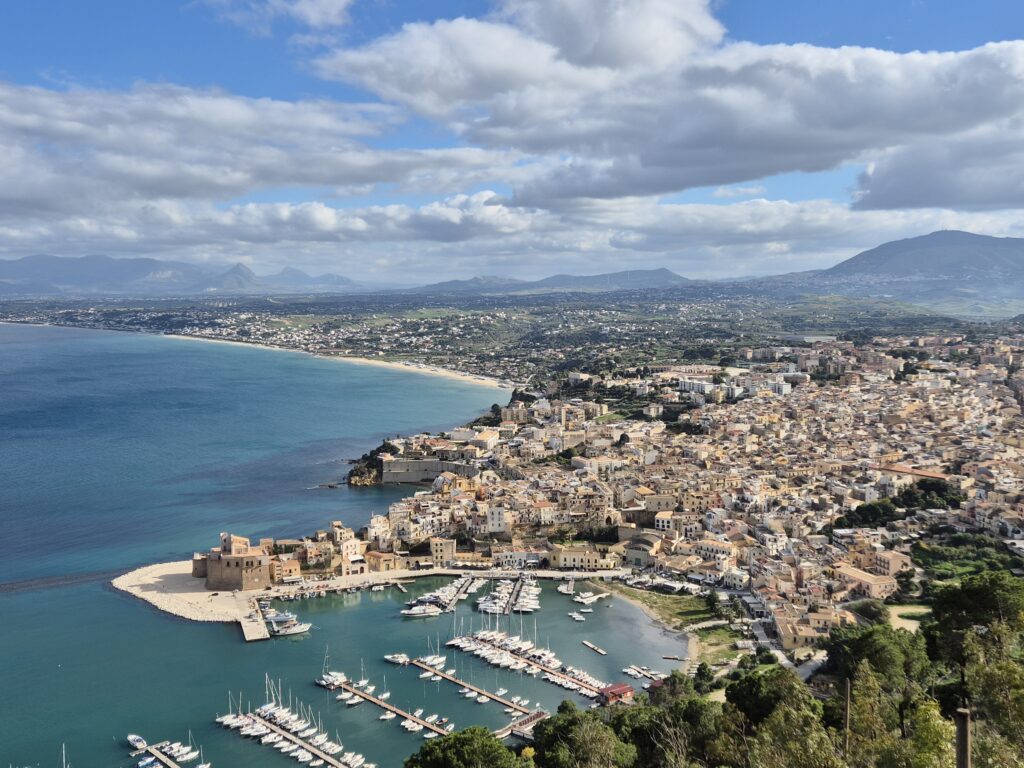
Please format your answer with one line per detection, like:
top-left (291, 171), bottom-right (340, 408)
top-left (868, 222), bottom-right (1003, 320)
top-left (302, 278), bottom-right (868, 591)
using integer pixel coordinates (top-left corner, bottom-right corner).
top-left (43, 573), bottom-right (686, 767)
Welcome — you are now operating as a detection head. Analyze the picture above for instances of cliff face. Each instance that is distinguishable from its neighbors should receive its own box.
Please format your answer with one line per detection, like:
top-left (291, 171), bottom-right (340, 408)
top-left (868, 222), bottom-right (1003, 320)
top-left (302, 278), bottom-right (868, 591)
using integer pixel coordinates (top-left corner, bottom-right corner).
top-left (345, 440), bottom-right (399, 486)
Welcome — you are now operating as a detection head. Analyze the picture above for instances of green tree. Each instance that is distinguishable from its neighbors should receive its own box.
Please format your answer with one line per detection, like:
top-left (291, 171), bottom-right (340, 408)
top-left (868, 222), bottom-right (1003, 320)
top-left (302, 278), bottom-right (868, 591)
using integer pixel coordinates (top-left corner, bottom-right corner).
top-left (824, 624), bottom-right (933, 736)
top-left (927, 570), bottom-right (1024, 699)
top-left (693, 662), bottom-right (716, 694)
top-left (748, 703), bottom-right (846, 768)
top-left (725, 667), bottom-right (812, 727)
top-left (403, 726), bottom-right (520, 768)
top-left (532, 701), bottom-right (636, 768)
top-left (847, 599), bottom-right (890, 625)
top-left (847, 662), bottom-right (898, 768)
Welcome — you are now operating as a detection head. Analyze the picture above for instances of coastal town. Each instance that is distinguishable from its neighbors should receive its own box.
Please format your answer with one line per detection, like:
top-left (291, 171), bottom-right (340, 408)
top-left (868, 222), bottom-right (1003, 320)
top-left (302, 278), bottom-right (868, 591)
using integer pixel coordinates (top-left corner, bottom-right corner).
top-left (148, 332), bottom-right (1024, 677)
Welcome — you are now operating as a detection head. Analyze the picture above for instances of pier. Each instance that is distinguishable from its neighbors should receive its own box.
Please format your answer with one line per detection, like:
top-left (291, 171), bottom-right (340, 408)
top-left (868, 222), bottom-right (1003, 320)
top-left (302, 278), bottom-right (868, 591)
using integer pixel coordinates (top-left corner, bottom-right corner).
top-left (440, 578), bottom-right (472, 612)
top-left (493, 710), bottom-right (550, 740)
top-left (503, 578), bottom-right (527, 615)
top-left (461, 636), bottom-right (602, 695)
top-left (326, 680), bottom-right (447, 735)
top-left (248, 712), bottom-right (350, 768)
top-left (128, 741), bottom-right (182, 768)
top-left (240, 613), bottom-right (270, 642)
top-left (408, 660), bottom-right (529, 713)
top-left (582, 640), bottom-right (607, 655)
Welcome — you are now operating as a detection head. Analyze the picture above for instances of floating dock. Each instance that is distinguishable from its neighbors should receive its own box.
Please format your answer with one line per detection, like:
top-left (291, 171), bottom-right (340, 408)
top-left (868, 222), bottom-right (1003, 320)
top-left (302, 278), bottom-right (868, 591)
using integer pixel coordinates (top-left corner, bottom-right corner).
top-left (326, 680), bottom-right (447, 735)
top-left (248, 712), bottom-right (350, 768)
top-left (408, 660), bottom-right (529, 713)
top-left (503, 578), bottom-right (527, 615)
top-left (128, 741), bottom-right (182, 768)
top-left (582, 640), bottom-right (607, 655)
top-left (440, 578), bottom-right (473, 612)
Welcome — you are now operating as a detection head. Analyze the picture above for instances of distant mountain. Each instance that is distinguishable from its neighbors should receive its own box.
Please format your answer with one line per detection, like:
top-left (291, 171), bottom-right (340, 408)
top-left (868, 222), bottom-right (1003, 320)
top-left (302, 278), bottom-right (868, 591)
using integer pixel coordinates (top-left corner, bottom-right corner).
top-left (267, 267), bottom-right (357, 290)
top-left (409, 268), bottom-right (689, 295)
top-left (0, 254), bottom-right (360, 296)
top-left (825, 230), bottom-right (1024, 278)
top-left (194, 263), bottom-right (261, 292)
top-left (0, 254), bottom-right (210, 295)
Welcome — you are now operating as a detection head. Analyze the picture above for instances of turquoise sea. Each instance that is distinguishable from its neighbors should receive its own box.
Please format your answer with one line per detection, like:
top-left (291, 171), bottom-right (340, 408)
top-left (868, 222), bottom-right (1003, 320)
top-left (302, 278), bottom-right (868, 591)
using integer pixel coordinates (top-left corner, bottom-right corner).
top-left (0, 324), bottom-right (686, 767)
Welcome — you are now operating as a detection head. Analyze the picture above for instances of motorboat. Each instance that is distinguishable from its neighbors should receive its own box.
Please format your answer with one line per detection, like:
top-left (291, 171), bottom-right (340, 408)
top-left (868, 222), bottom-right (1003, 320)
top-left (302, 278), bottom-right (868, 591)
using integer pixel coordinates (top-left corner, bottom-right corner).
top-left (127, 735), bottom-right (148, 750)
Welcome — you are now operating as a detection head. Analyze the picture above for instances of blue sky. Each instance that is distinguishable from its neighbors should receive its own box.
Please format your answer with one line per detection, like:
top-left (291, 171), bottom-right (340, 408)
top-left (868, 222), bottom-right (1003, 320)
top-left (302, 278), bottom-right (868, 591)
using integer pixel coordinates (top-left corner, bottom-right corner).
top-left (1, 0), bottom-right (1023, 279)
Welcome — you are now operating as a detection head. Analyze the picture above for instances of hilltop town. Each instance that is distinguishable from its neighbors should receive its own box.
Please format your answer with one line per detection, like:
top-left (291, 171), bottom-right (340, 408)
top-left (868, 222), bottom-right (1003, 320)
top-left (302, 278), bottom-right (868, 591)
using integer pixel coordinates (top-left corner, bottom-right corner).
top-left (194, 333), bottom-right (1024, 668)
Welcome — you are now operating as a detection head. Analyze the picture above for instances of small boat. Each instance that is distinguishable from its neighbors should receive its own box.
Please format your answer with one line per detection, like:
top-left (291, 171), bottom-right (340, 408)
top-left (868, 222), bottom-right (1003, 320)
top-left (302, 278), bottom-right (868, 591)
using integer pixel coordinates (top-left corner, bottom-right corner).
top-left (347, 697), bottom-right (363, 706)
top-left (418, 670), bottom-right (433, 679)
top-left (127, 735), bottom-right (148, 750)
top-left (379, 691), bottom-right (391, 701)
top-left (337, 691), bottom-right (353, 701)
top-left (364, 685), bottom-right (376, 695)
top-left (424, 733), bottom-right (438, 740)
top-left (495, 688), bottom-right (508, 697)
top-left (476, 695), bottom-right (488, 704)
top-left (138, 758), bottom-right (156, 768)
top-left (269, 619), bottom-right (312, 636)
top-left (413, 708), bottom-right (424, 717)
top-left (379, 712), bottom-right (396, 721)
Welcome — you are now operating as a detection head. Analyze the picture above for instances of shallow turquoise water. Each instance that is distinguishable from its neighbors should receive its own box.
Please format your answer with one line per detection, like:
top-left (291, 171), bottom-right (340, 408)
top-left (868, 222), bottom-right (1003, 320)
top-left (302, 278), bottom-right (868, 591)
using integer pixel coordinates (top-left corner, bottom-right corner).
top-left (0, 324), bottom-right (686, 767)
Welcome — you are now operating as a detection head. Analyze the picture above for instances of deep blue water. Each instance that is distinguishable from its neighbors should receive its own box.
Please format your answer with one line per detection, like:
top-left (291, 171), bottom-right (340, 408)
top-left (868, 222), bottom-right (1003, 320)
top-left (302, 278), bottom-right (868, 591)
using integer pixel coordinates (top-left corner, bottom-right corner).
top-left (0, 324), bottom-right (686, 768)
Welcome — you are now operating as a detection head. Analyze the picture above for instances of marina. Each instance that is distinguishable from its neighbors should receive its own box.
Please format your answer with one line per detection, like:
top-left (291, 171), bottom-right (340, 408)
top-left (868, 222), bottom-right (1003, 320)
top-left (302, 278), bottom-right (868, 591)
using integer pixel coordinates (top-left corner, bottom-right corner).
top-left (407, 659), bottom-right (531, 714)
top-left (448, 630), bottom-right (607, 697)
top-left (128, 741), bottom-right (184, 768)
top-left (323, 679), bottom-right (449, 736)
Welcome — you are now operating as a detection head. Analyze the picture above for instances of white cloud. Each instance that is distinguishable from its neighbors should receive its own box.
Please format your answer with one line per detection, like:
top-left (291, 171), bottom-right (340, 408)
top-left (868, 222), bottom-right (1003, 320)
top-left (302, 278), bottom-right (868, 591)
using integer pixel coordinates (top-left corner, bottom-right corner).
top-left (207, 0), bottom-right (355, 31)
top-left (317, 7), bottom-right (1024, 208)
top-left (3, 1), bottom-right (1024, 279)
top-left (713, 185), bottom-right (767, 199)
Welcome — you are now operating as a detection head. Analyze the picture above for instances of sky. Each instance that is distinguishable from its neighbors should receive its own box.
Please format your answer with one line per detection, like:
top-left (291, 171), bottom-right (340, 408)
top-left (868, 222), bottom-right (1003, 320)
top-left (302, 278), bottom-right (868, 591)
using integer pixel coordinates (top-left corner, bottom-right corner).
top-left (1, 0), bottom-right (1024, 281)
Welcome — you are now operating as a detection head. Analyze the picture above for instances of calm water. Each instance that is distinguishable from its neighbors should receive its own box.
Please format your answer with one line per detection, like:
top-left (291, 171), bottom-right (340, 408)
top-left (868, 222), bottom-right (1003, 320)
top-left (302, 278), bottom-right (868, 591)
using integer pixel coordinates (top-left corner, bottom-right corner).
top-left (0, 324), bottom-right (686, 767)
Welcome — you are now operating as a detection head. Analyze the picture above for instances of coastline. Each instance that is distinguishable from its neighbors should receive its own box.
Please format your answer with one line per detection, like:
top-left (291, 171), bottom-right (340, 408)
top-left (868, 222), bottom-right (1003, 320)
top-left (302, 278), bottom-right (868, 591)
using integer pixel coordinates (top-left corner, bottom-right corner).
top-left (591, 580), bottom-right (695, 667)
top-left (0, 321), bottom-right (512, 390)
top-left (161, 333), bottom-right (513, 390)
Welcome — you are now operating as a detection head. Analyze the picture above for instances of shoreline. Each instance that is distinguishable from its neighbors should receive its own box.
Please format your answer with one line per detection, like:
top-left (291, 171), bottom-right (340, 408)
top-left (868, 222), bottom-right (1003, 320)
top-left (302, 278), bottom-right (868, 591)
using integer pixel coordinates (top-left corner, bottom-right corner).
top-left (0, 321), bottom-right (513, 390)
top-left (588, 580), bottom-right (695, 668)
top-left (164, 333), bottom-right (512, 390)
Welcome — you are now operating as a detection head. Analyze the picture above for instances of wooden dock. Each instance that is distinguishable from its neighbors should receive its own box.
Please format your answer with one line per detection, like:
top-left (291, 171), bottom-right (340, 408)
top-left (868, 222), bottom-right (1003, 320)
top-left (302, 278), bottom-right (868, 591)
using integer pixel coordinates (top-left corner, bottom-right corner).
top-left (466, 637), bottom-right (602, 695)
top-left (249, 712), bottom-right (348, 768)
top-left (408, 660), bottom-right (529, 713)
top-left (327, 680), bottom-right (447, 735)
top-left (582, 640), bottom-right (607, 655)
top-left (128, 741), bottom-right (182, 768)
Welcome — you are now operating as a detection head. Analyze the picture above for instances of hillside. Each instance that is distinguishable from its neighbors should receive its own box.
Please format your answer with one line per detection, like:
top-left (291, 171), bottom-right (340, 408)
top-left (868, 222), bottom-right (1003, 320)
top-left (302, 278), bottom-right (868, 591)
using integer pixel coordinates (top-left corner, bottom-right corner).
top-left (409, 268), bottom-right (689, 295)
top-left (825, 230), bottom-right (1024, 278)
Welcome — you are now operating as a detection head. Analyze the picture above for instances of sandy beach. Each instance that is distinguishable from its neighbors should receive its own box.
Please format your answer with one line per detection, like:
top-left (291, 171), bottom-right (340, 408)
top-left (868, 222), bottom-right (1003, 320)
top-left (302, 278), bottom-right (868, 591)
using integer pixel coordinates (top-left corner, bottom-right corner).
top-left (163, 333), bottom-right (512, 390)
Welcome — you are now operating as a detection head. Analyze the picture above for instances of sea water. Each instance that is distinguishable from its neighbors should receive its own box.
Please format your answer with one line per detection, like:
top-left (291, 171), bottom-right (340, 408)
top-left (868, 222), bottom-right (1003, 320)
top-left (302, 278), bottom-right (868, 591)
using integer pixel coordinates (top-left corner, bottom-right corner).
top-left (0, 324), bottom-right (686, 767)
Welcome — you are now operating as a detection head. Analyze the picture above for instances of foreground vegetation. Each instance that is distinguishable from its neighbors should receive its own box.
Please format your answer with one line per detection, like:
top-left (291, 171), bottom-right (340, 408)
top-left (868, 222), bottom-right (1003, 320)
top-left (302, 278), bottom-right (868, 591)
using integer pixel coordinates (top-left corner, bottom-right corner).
top-left (405, 571), bottom-right (1024, 767)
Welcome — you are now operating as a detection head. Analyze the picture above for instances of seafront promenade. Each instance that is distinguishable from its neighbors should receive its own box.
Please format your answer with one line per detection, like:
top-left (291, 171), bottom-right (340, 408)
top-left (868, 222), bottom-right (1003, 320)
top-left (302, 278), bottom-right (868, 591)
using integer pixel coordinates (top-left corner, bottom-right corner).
top-left (112, 560), bottom-right (629, 638)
